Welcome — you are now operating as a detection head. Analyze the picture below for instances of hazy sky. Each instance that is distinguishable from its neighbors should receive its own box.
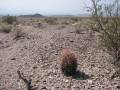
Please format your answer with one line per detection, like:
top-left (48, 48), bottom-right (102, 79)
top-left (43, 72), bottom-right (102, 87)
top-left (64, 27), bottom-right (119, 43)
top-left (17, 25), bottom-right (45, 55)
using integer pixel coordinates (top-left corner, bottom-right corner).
top-left (0, 0), bottom-right (112, 15)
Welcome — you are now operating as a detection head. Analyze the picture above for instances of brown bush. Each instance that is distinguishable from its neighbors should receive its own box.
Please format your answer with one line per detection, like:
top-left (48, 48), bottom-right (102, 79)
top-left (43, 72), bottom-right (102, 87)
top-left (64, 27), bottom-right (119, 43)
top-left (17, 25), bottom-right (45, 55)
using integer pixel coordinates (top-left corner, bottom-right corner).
top-left (44, 17), bottom-right (57, 25)
top-left (60, 49), bottom-right (77, 76)
top-left (13, 28), bottom-right (26, 40)
top-left (0, 24), bottom-right (12, 33)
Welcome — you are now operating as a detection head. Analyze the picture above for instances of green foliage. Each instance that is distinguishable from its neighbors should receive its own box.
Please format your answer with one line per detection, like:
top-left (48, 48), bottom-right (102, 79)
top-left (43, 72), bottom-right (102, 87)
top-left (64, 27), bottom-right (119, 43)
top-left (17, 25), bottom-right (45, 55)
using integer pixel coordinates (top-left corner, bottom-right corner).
top-left (88, 0), bottom-right (120, 78)
top-left (2, 15), bottom-right (17, 24)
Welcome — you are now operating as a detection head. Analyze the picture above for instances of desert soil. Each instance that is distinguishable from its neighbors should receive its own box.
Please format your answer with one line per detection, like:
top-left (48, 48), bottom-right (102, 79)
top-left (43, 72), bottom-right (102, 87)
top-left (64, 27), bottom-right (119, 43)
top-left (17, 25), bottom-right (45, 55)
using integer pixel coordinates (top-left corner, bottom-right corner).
top-left (0, 18), bottom-right (120, 90)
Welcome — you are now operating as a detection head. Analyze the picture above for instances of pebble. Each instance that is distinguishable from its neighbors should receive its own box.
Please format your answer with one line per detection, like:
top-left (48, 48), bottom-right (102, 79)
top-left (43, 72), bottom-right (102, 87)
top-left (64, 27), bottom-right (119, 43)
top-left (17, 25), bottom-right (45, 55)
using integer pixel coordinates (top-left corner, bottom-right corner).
top-left (88, 80), bottom-right (93, 84)
top-left (41, 86), bottom-right (47, 90)
top-left (48, 76), bottom-right (53, 79)
top-left (32, 65), bottom-right (38, 69)
top-left (117, 86), bottom-right (120, 89)
top-left (65, 80), bottom-right (69, 83)
top-left (11, 58), bottom-right (16, 60)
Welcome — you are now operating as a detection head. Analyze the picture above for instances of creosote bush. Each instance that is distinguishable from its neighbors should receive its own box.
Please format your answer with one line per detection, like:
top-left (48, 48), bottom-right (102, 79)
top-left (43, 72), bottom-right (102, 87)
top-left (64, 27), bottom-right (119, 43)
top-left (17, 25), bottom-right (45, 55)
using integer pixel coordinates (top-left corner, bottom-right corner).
top-left (44, 17), bottom-right (57, 25)
top-left (60, 49), bottom-right (77, 76)
top-left (88, 0), bottom-right (120, 78)
top-left (0, 24), bottom-right (12, 33)
top-left (2, 15), bottom-right (17, 24)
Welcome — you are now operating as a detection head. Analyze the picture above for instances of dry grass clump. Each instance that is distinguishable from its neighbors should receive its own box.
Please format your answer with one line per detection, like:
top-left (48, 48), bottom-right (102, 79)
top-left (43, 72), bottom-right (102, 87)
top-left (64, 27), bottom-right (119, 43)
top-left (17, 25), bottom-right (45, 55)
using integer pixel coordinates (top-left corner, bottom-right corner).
top-left (62, 21), bottom-right (69, 25)
top-left (13, 27), bottom-right (26, 40)
top-left (75, 26), bottom-right (81, 34)
top-left (0, 24), bottom-right (12, 33)
top-left (37, 22), bottom-right (42, 28)
top-left (73, 23), bottom-right (81, 34)
top-left (71, 17), bottom-right (79, 23)
top-left (60, 49), bottom-right (77, 76)
top-left (44, 17), bottom-right (57, 25)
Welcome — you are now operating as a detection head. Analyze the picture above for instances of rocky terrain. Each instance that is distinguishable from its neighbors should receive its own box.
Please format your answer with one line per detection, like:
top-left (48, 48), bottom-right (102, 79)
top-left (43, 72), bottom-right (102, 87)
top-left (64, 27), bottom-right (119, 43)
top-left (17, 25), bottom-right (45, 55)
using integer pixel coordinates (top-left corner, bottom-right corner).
top-left (0, 17), bottom-right (120, 90)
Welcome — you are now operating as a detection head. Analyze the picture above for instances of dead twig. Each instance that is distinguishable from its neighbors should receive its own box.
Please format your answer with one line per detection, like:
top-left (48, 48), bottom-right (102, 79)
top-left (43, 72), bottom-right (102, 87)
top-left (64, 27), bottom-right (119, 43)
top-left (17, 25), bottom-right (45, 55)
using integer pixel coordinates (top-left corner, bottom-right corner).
top-left (17, 70), bottom-right (33, 90)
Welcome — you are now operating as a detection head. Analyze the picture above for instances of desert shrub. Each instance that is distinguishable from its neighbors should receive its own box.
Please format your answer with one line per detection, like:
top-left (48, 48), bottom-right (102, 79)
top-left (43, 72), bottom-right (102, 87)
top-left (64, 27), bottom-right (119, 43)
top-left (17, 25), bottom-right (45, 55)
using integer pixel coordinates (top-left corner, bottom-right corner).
top-left (37, 22), bottom-right (42, 27)
top-left (0, 24), bottom-right (12, 33)
top-left (2, 15), bottom-right (17, 24)
top-left (88, 0), bottom-right (120, 78)
top-left (71, 17), bottom-right (79, 22)
top-left (75, 24), bottom-right (81, 34)
top-left (44, 17), bottom-right (57, 24)
top-left (62, 21), bottom-right (69, 25)
top-left (60, 49), bottom-right (77, 76)
top-left (75, 29), bottom-right (81, 34)
top-left (13, 28), bottom-right (26, 40)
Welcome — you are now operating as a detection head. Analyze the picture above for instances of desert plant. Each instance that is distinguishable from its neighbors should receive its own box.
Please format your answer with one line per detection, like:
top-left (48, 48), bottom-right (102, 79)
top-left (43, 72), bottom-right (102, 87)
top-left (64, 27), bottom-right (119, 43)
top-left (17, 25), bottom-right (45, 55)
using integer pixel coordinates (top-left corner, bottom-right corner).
top-left (0, 24), bottom-right (12, 33)
top-left (62, 21), bottom-right (69, 25)
top-left (17, 70), bottom-right (33, 90)
top-left (44, 17), bottom-right (57, 25)
top-left (2, 15), bottom-right (17, 24)
top-left (71, 17), bottom-right (79, 23)
top-left (60, 49), bottom-right (77, 76)
top-left (75, 29), bottom-right (81, 34)
top-left (37, 22), bottom-right (42, 27)
top-left (13, 28), bottom-right (26, 40)
top-left (88, 0), bottom-right (120, 78)
top-left (75, 24), bottom-right (82, 34)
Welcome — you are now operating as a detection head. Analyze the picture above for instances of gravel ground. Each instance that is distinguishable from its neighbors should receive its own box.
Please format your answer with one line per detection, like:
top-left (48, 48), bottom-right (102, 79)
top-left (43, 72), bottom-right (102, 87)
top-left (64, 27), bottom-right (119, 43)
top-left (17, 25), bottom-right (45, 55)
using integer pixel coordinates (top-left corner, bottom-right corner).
top-left (0, 19), bottom-right (120, 90)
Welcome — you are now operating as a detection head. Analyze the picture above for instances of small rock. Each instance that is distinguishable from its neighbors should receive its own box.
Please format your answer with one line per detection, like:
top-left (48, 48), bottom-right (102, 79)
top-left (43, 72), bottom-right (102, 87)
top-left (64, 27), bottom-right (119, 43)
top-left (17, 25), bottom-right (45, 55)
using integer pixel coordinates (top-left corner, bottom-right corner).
top-left (65, 80), bottom-right (69, 83)
top-left (23, 46), bottom-right (27, 49)
top-left (117, 86), bottom-right (120, 89)
top-left (43, 80), bottom-right (47, 84)
top-left (41, 86), bottom-right (47, 90)
top-left (105, 70), bottom-right (110, 74)
top-left (35, 79), bottom-right (40, 83)
top-left (55, 53), bottom-right (58, 55)
top-left (70, 40), bottom-right (74, 42)
top-left (48, 76), bottom-right (52, 79)
top-left (88, 80), bottom-right (93, 84)
top-left (11, 58), bottom-right (16, 60)
top-left (50, 44), bottom-right (53, 47)
top-left (0, 41), bottom-right (3, 44)
top-left (33, 65), bottom-right (38, 69)
top-left (52, 87), bottom-right (60, 90)
top-left (91, 64), bottom-right (95, 67)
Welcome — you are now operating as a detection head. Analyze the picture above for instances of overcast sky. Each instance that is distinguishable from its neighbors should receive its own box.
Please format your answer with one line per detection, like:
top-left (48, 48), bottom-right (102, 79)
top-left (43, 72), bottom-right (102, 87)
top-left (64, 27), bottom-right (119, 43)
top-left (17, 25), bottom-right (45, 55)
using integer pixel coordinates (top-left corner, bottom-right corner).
top-left (0, 0), bottom-right (112, 15)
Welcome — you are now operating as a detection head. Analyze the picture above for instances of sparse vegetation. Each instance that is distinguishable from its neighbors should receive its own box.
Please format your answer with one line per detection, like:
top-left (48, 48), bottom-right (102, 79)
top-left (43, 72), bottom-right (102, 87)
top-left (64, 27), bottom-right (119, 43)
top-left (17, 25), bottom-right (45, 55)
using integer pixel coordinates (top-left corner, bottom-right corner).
top-left (60, 49), bottom-right (77, 76)
top-left (62, 21), bottom-right (69, 25)
top-left (37, 22), bottom-right (42, 27)
top-left (44, 17), bottom-right (57, 24)
top-left (17, 70), bottom-right (33, 90)
top-left (71, 17), bottom-right (79, 23)
top-left (88, 0), bottom-right (120, 78)
top-left (13, 28), bottom-right (26, 40)
top-left (0, 24), bottom-right (12, 33)
top-left (2, 15), bottom-right (17, 24)
top-left (75, 25), bottom-right (81, 34)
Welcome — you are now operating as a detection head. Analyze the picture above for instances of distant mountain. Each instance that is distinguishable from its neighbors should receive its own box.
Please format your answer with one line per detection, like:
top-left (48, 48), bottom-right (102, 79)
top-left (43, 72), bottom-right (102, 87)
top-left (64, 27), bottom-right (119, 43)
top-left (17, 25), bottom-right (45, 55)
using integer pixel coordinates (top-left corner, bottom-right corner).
top-left (19, 13), bottom-right (43, 18)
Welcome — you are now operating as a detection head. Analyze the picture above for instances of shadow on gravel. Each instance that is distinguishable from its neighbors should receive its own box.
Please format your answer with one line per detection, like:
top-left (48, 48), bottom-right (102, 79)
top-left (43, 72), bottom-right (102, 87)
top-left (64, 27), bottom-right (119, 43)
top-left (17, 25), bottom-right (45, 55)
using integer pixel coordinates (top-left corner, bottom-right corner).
top-left (72, 71), bottom-right (90, 80)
